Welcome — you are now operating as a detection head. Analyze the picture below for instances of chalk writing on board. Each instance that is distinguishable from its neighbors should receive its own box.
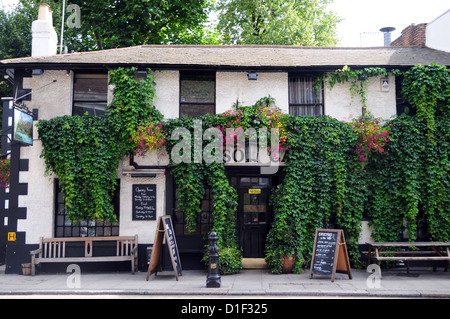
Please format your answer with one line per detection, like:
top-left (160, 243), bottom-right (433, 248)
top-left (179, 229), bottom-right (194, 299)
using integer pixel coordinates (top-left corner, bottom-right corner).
top-left (164, 217), bottom-right (182, 276)
top-left (132, 184), bottom-right (157, 220)
top-left (312, 231), bottom-right (338, 274)
top-left (310, 229), bottom-right (352, 282)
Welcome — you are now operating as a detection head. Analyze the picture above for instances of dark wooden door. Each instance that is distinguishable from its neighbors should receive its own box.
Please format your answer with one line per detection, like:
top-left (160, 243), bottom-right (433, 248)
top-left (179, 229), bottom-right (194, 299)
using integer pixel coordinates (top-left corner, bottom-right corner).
top-left (238, 187), bottom-right (271, 258)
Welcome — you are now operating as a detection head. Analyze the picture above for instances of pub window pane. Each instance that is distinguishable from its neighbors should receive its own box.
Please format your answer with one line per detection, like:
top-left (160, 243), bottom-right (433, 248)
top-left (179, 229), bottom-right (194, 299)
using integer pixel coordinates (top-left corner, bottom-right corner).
top-left (180, 72), bottom-right (215, 117)
top-left (174, 188), bottom-right (213, 236)
top-left (180, 103), bottom-right (215, 118)
top-left (73, 73), bottom-right (108, 116)
top-left (289, 76), bottom-right (324, 116)
top-left (54, 180), bottom-right (120, 237)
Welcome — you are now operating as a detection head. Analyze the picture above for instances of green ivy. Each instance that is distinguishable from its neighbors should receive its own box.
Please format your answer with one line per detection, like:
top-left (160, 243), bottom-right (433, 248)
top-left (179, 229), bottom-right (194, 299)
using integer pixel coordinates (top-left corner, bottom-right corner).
top-left (38, 67), bottom-right (159, 222)
top-left (370, 64), bottom-right (450, 242)
top-left (266, 63), bottom-right (450, 273)
top-left (38, 115), bottom-right (123, 222)
top-left (163, 115), bottom-right (242, 274)
top-left (321, 66), bottom-right (400, 113)
top-left (265, 116), bottom-right (364, 272)
top-left (36, 64), bottom-right (450, 275)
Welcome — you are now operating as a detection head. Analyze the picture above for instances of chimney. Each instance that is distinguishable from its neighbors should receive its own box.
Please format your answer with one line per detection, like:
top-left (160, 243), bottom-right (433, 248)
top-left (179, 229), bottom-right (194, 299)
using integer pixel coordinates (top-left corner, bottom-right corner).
top-left (391, 24), bottom-right (427, 47)
top-left (31, 3), bottom-right (58, 57)
top-left (380, 27), bottom-right (396, 46)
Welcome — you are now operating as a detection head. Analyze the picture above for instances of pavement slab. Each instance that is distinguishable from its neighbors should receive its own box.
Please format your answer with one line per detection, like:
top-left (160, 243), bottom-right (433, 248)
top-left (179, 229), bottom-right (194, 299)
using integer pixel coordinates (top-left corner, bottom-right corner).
top-left (0, 265), bottom-right (449, 298)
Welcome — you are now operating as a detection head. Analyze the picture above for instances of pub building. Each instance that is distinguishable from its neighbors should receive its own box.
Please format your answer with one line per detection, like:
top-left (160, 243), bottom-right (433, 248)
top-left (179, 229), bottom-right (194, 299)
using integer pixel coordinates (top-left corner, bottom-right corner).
top-left (1, 4), bottom-right (450, 274)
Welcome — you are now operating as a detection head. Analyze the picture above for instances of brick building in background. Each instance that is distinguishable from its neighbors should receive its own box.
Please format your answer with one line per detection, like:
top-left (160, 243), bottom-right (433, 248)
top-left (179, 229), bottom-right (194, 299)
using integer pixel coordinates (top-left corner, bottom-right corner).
top-left (391, 23), bottom-right (427, 47)
top-left (391, 9), bottom-right (450, 53)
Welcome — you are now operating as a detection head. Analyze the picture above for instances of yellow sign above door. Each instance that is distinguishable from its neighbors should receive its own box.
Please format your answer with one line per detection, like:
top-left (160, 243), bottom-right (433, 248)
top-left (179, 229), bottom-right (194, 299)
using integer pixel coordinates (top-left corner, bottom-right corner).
top-left (248, 189), bottom-right (261, 194)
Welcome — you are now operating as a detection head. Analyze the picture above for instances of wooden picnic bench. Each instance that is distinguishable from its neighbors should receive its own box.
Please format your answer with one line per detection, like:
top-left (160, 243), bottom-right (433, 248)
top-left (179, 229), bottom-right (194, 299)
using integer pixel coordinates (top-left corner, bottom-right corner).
top-left (30, 235), bottom-right (138, 276)
top-left (364, 242), bottom-right (450, 275)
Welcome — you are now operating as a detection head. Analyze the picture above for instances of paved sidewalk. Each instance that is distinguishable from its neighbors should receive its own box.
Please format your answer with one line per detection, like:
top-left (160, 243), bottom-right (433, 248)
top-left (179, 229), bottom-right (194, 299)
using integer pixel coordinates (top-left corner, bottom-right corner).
top-left (0, 265), bottom-right (449, 298)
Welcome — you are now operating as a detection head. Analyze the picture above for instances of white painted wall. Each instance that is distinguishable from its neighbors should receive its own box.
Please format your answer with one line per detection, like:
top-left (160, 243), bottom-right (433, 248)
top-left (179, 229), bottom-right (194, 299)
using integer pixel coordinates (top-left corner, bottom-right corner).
top-left (325, 75), bottom-right (397, 121)
top-left (22, 70), bottom-right (73, 120)
top-left (18, 139), bottom-right (55, 244)
top-left (152, 70), bottom-right (179, 119)
top-left (118, 157), bottom-right (167, 244)
top-left (216, 72), bottom-right (289, 113)
top-left (426, 9), bottom-right (450, 53)
top-left (19, 70), bottom-right (72, 244)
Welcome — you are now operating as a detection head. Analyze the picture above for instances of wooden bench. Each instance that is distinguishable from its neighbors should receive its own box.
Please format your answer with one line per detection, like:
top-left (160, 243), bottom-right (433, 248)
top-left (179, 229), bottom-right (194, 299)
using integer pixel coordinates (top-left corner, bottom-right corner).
top-left (30, 235), bottom-right (138, 276)
top-left (364, 242), bottom-right (450, 275)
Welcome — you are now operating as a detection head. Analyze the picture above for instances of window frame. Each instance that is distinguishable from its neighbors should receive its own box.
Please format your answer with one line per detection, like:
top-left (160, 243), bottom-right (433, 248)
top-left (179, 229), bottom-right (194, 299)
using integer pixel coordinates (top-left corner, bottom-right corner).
top-left (288, 73), bottom-right (324, 117)
top-left (179, 70), bottom-right (216, 117)
top-left (72, 72), bottom-right (109, 116)
top-left (54, 179), bottom-right (120, 237)
top-left (173, 187), bottom-right (214, 237)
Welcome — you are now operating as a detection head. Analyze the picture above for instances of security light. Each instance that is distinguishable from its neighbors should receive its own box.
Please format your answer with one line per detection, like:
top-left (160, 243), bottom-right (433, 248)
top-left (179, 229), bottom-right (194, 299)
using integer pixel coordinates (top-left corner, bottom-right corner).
top-left (247, 72), bottom-right (257, 80)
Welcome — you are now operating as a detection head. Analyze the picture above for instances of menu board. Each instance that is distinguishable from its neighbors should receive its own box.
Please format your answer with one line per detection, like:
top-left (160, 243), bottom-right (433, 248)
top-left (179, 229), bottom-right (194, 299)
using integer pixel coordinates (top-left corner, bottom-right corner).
top-left (146, 215), bottom-right (183, 281)
top-left (311, 230), bottom-right (338, 275)
top-left (310, 229), bottom-right (352, 282)
top-left (163, 216), bottom-right (182, 277)
top-left (132, 184), bottom-right (156, 220)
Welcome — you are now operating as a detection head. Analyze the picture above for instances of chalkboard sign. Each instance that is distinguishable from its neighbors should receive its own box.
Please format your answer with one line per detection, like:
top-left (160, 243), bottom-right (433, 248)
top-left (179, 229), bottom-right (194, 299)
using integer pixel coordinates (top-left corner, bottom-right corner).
top-left (132, 184), bottom-right (157, 220)
top-left (163, 216), bottom-right (182, 278)
top-left (310, 229), bottom-right (352, 282)
top-left (146, 215), bottom-right (183, 281)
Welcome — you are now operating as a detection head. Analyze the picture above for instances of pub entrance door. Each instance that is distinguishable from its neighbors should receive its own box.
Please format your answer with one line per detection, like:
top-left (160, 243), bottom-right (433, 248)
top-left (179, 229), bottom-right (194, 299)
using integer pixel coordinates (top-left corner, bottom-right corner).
top-left (236, 177), bottom-right (273, 258)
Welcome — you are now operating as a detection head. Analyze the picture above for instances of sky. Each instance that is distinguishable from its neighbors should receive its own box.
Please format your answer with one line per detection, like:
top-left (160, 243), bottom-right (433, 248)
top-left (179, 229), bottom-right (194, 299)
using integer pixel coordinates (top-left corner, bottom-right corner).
top-left (1, 0), bottom-right (449, 47)
top-left (329, 0), bottom-right (450, 46)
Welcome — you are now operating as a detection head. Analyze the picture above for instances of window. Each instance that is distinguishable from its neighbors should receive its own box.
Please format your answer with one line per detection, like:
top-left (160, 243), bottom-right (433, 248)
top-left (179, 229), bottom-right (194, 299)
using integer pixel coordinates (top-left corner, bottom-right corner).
top-left (73, 73), bottom-right (108, 116)
top-left (173, 188), bottom-right (213, 236)
top-left (180, 71), bottom-right (215, 117)
top-left (54, 180), bottom-right (120, 237)
top-left (289, 75), bottom-right (324, 116)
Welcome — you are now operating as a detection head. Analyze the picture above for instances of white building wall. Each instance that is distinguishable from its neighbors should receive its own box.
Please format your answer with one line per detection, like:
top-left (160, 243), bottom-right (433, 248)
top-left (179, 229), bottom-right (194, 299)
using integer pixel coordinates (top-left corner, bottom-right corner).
top-left (19, 70), bottom-right (72, 244)
top-left (22, 70), bottom-right (73, 120)
top-left (325, 75), bottom-right (397, 121)
top-left (216, 72), bottom-right (289, 113)
top-left (118, 163), bottom-right (166, 244)
top-left (426, 9), bottom-right (450, 53)
top-left (152, 70), bottom-right (179, 119)
top-left (18, 139), bottom-right (55, 244)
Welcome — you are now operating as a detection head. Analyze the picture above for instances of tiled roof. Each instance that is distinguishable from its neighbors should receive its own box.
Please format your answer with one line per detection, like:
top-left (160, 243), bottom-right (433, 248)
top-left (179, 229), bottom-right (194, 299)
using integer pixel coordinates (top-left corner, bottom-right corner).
top-left (1, 45), bottom-right (450, 69)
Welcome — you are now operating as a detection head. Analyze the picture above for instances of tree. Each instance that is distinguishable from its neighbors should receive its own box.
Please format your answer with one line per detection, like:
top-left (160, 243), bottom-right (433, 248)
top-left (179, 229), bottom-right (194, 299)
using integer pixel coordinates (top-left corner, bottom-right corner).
top-left (66, 0), bottom-right (217, 50)
top-left (0, 0), bottom-right (219, 98)
top-left (216, 0), bottom-right (341, 46)
top-left (0, 0), bottom-right (217, 55)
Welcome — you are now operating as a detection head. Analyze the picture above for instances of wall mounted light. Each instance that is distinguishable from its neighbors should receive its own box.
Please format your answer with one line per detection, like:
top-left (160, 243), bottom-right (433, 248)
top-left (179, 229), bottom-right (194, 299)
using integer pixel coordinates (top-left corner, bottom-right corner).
top-left (247, 72), bottom-right (257, 80)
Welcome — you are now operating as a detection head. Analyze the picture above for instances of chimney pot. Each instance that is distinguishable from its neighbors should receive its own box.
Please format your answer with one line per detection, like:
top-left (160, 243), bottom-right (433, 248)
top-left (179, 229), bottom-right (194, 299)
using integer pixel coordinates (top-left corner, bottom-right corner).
top-left (380, 27), bottom-right (396, 46)
top-left (37, 3), bottom-right (51, 20)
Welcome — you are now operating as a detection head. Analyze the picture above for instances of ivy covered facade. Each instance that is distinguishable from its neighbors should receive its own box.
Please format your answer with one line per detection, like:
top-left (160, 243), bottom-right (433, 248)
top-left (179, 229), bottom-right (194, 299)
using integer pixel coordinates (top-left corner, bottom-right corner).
top-left (1, 45), bottom-right (450, 274)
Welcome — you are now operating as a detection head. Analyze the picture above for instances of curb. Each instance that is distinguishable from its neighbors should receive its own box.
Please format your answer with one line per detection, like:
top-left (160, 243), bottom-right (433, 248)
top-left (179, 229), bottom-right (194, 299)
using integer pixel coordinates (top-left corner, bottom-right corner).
top-left (1, 289), bottom-right (449, 298)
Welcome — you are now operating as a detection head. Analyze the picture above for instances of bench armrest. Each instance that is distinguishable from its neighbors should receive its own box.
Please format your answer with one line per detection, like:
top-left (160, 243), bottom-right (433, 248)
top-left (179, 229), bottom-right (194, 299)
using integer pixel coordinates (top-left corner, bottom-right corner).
top-left (30, 248), bottom-right (42, 256)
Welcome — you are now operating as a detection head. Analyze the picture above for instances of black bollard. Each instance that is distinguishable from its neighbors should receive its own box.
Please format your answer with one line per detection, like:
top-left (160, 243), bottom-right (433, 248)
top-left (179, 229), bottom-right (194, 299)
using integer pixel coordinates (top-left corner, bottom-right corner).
top-left (206, 231), bottom-right (221, 288)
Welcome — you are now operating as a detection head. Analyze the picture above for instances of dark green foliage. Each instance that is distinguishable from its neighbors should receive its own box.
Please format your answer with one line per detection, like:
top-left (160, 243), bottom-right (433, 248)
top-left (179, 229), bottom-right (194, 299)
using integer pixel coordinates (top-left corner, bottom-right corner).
top-left (38, 67), bottom-right (159, 222)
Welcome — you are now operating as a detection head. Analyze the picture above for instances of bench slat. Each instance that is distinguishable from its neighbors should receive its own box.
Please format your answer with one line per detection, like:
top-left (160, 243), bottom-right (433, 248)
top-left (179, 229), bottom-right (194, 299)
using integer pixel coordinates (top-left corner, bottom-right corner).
top-left (30, 235), bottom-right (138, 276)
top-left (373, 256), bottom-right (450, 261)
top-left (34, 256), bottom-right (134, 263)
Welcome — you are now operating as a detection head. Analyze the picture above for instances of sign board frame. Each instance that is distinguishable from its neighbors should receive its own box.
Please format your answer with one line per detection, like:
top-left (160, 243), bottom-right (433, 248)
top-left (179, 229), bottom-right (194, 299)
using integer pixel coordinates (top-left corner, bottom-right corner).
top-left (12, 107), bottom-right (33, 146)
top-left (309, 229), bottom-right (352, 282)
top-left (146, 215), bottom-right (182, 281)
